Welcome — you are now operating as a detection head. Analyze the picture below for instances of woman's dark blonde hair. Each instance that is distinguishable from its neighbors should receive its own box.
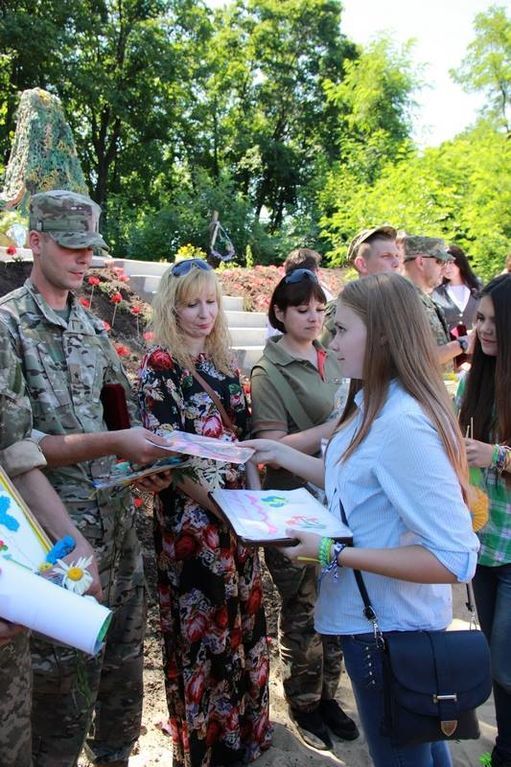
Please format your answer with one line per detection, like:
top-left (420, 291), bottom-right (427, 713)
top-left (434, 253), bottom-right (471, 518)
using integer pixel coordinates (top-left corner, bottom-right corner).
top-left (337, 273), bottom-right (468, 496)
top-left (150, 265), bottom-right (233, 373)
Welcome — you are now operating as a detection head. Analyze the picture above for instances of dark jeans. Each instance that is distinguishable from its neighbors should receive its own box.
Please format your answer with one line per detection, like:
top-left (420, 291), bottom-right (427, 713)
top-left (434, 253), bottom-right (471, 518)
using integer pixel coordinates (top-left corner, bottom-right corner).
top-left (473, 563), bottom-right (511, 760)
top-left (341, 634), bottom-right (452, 767)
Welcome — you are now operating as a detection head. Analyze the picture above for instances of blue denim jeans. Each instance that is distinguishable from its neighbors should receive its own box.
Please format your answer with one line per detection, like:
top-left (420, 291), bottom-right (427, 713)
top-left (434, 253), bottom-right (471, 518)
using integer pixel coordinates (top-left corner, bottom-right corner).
top-left (341, 634), bottom-right (452, 767)
top-left (473, 563), bottom-right (511, 760)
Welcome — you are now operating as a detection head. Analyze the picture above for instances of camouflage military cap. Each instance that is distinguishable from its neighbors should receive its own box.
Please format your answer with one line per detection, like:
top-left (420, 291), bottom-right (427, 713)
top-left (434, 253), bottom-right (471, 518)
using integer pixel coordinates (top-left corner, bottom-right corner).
top-left (347, 224), bottom-right (397, 263)
top-left (29, 190), bottom-right (108, 250)
top-left (402, 235), bottom-right (454, 263)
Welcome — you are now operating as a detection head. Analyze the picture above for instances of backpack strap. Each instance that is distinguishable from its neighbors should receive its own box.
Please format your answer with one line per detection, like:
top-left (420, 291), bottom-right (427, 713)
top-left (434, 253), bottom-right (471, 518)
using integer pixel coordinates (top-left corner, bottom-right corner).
top-left (253, 357), bottom-right (314, 433)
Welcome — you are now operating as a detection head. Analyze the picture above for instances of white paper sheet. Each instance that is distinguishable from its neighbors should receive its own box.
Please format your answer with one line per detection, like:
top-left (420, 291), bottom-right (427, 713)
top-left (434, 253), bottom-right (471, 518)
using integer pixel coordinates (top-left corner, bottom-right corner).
top-left (210, 487), bottom-right (353, 544)
top-left (0, 559), bottom-right (112, 655)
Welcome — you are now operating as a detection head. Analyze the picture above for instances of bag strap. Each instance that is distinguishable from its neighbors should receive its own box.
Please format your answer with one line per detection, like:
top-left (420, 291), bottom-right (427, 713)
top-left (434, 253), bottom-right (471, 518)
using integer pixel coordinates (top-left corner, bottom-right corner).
top-left (190, 367), bottom-right (236, 433)
top-left (337, 499), bottom-right (477, 639)
top-left (253, 357), bottom-right (314, 433)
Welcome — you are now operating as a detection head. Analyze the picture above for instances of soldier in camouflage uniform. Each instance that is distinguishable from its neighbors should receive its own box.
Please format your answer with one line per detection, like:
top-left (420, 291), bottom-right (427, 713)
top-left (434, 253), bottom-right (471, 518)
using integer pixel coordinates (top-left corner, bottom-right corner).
top-left (319, 225), bottom-right (399, 347)
top-left (402, 236), bottom-right (470, 370)
top-left (0, 326), bottom-right (101, 767)
top-left (0, 190), bottom-right (171, 767)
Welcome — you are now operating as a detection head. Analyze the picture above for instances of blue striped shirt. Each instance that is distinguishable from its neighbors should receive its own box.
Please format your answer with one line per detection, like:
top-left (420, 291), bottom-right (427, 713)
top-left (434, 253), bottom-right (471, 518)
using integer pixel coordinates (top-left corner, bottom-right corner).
top-left (316, 380), bottom-right (479, 635)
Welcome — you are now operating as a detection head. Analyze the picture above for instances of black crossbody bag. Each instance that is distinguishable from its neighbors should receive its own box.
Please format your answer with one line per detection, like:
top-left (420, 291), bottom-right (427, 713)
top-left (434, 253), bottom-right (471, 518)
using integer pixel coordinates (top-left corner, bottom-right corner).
top-left (338, 500), bottom-right (492, 747)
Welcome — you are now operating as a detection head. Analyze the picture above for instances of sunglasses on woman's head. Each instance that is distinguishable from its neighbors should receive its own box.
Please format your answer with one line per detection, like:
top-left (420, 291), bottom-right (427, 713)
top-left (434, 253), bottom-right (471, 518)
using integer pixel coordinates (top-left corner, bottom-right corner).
top-left (284, 268), bottom-right (318, 285)
top-left (170, 258), bottom-right (213, 277)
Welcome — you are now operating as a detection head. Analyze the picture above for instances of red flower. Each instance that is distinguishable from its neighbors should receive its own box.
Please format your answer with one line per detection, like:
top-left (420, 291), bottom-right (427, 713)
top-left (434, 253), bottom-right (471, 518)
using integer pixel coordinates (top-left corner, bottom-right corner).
top-left (186, 611), bottom-right (208, 643)
top-left (133, 497), bottom-right (144, 508)
top-left (174, 532), bottom-right (198, 560)
top-left (246, 583), bottom-right (263, 615)
top-left (143, 330), bottom-right (155, 343)
top-left (111, 292), bottom-right (122, 304)
top-left (131, 305), bottom-right (141, 315)
top-left (79, 297), bottom-right (91, 308)
top-left (148, 349), bottom-right (173, 371)
top-left (88, 276), bottom-right (100, 286)
top-left (118, 274), bottom-right (130, 282)
top-left (103, 321), bottom-right (111, 332)
top-left (202, 414), bottom-right (223, 438)
top-left (186, 669), bottom-right (206, 703)
top-left (115, 344), bottom-right (130, 357)
top-left (6, 245), bottom-right (17, 256)
top-left (214, 606), bottom-right (229, 629)
top-left (205, 719), bottom-right (222, 746)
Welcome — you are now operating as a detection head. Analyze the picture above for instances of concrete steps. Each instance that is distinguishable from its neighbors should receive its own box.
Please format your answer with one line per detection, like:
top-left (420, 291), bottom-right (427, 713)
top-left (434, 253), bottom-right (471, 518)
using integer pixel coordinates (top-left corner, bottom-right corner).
top-left (113, 258), bottom-right (267, 373)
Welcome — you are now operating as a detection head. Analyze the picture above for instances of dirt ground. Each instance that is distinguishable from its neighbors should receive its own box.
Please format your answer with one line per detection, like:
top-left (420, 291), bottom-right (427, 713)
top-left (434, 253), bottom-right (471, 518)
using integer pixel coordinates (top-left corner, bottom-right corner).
top-left (78, 497), bottom-right (496, 767)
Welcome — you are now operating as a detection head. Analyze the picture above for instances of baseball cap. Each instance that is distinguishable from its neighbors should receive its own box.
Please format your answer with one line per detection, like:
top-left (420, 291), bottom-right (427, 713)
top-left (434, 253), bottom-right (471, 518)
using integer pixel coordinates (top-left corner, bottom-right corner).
top-left (347, 224), bottom-right (397, 263)
top-left (402, 236), bottom-right (454, 263)
top-left (29, 190), bottom-right (108, 251)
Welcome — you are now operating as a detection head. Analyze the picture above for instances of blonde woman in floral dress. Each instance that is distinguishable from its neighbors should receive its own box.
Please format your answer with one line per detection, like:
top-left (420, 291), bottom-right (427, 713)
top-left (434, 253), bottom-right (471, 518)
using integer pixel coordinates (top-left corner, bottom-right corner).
top-left (137, 259), bottom-right (272, 767)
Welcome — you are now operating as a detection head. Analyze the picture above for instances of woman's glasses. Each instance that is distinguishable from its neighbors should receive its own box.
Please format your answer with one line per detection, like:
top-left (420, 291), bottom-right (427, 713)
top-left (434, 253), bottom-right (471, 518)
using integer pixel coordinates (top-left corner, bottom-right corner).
top-left (284, 268), bottom-right (319, 285)
top-left (171, 258), bottom-right (213, 277)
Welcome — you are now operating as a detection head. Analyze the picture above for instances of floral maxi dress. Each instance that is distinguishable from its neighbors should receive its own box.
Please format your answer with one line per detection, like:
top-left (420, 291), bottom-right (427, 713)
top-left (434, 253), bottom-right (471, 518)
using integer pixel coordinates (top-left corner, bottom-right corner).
top-left (137, 348), bottom-right (272, 767)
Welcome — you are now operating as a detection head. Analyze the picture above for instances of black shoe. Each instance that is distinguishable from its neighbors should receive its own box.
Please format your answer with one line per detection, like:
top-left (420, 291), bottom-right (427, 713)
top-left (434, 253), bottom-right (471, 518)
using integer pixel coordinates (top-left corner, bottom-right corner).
top-left (319, 698), bottom-right (360, 741)
top-left (289, 706), bottom-right (333, 750)
top-left (492, 747), bottom-right (511, 767)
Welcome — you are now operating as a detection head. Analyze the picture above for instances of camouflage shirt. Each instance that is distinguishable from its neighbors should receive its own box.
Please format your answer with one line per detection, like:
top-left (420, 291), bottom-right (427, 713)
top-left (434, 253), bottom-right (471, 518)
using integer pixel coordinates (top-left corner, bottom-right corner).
top-left (0, 279), bottom-right (138, 526)
top-left (0, 324), bottom-right (46, 477)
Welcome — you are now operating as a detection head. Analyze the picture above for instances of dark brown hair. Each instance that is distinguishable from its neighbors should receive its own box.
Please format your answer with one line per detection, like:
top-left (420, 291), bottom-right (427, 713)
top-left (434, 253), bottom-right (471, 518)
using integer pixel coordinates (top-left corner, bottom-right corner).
top-left (268, 275), bottom-right (326, 333)
top-left (459, 274), bottom-right (511, 445)
top-left (284, 248), bottom-right (321, 274)
top-left (444, 245), bottom-right (481, 292)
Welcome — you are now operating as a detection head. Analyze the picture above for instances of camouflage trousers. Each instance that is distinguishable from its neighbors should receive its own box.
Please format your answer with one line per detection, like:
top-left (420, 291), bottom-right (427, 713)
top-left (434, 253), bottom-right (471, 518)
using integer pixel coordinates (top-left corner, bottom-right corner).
top-left (0, 631), bottom-right (32, 767)
top-left (31, 521), bottom-right (146, 767)
top-left (264, 548), bottom-right (342, 712)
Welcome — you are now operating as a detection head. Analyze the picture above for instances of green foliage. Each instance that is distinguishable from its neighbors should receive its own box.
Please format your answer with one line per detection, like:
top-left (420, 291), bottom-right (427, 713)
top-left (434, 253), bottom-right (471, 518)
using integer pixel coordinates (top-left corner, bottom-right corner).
top-left (452, 5), bottom-right (511, 133)
top-left (321, 123), bottom-right (511, 279)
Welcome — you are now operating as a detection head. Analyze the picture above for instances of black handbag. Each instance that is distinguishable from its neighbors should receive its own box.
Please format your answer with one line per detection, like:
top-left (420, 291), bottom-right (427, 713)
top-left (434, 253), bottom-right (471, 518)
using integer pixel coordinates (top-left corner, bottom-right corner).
top-left (338, 501), bottom-right (493, 747)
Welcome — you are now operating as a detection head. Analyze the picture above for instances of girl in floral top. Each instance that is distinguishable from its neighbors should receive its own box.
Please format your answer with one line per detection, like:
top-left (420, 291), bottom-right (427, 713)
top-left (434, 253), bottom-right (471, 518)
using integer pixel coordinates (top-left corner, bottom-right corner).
top-left (137, 259), bottom-right (272, 767)
top-left (457, 274), bottom-right (511, 767)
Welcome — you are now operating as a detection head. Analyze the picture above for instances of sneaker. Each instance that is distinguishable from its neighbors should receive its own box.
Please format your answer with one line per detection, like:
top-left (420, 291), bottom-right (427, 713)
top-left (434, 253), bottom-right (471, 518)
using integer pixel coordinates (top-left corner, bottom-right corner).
top-left (492, 748), bottom-right (511, 767)
top-left (319, 698), bottom-right (360, 741)
top-left (289, 706), bottom-right (333, 750)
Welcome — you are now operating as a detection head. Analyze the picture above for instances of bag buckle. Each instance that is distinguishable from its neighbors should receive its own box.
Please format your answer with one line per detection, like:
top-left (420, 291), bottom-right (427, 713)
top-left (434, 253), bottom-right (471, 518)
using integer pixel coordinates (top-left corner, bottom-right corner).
top-left (433, 694), bottom-right (457, 703)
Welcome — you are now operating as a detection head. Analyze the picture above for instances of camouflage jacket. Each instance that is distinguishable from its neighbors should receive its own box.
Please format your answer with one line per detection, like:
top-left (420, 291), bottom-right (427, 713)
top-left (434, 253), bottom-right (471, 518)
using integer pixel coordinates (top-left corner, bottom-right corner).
top-left (415, 286), bottom-right (450, 347)
top-left (0, 324), bottom-right (46, 477)
top-left (0, 280), bottom-right (138, 516)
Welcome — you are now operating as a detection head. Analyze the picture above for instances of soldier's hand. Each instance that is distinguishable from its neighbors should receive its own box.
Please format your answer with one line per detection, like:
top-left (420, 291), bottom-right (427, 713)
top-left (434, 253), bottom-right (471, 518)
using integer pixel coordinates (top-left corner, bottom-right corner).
top-left (134, 469), bottom-right (173, 493)
top-left (64, 535), bottom-right (103, 602)
top-left (113, 427), bottom-right (175, 465)
top-left (0, 617), bottom-right (25, 647)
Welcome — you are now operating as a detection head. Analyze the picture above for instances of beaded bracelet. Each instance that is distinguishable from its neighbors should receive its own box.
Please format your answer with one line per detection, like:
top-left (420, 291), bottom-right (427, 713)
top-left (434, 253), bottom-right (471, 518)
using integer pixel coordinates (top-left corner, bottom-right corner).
top-left (491, 444), bottom-right (510, 475)
top-left (318, 537), bottom-right (334, 568)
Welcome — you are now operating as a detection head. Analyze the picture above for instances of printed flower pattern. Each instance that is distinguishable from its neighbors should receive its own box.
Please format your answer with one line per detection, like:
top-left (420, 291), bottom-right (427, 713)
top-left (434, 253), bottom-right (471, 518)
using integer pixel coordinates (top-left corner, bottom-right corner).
top-left (137, 348), bottom-right (272, 767)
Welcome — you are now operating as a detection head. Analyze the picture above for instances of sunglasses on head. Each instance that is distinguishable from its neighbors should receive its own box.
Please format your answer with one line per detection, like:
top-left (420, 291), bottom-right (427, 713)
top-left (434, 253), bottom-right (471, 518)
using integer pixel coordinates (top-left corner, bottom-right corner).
top-left (171, 258), bottom-right (213, 277)
top-left (284, 268), bottom-right (318, 285)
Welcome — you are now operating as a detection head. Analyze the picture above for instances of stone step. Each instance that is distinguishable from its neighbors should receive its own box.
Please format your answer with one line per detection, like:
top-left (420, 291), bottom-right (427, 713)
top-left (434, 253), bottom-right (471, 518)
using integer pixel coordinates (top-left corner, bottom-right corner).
top-left (111, 258), bottom-right (170, 278)
top-left (224, 310), bottom-right (266, 328)
top-left (228, 326), bottom-right (267, 347)
top-left (222, 295), bottom-right (244, 311)
top-left (231, 346), bottom-right (265, 373)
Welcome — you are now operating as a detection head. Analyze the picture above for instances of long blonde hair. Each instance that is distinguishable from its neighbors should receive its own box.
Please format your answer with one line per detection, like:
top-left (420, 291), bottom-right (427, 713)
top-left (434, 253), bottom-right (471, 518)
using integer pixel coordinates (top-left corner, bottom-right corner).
top-left (150, 265), bottom-right (233, 373)
top-left (337, 273), bottom-right (468, 496)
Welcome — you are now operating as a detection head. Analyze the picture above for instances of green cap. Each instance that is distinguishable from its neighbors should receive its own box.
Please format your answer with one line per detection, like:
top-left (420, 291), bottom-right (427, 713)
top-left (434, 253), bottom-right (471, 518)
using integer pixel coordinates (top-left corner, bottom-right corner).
top-left (29, 190), bottom-right (108, 251)
top-left (347, 224), bottom-right (397, 263)
top-left (402, 236), bottom-right (453, 263)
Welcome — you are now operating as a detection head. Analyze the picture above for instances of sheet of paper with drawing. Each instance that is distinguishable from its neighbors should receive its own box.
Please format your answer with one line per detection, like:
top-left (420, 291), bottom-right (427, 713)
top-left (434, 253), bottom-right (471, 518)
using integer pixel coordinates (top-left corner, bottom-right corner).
top-left (209, 487), bottom-right (353, 545)
top-left (145, 430), bottom-right (254, 464)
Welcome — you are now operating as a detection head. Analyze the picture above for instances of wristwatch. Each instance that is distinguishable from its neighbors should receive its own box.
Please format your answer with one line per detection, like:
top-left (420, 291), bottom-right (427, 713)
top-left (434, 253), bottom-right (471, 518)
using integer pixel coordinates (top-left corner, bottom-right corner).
top-left (457, 337), bottom-right (469, 353)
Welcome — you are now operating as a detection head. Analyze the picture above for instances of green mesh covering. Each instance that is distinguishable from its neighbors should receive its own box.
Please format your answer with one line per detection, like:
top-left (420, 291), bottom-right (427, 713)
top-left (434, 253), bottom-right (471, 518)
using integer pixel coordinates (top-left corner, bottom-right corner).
top-left (0, 88), bottom-right (88, 215)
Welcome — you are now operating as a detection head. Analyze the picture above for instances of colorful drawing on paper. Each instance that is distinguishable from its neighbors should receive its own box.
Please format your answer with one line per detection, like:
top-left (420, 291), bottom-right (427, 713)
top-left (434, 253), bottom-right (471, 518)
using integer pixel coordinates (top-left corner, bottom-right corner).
top-left (0, 468), bottom-right (51, 571)
top-left (145, 430), bottom-right (254, 464)
top-left (210, 488), bottom-right (353, 544)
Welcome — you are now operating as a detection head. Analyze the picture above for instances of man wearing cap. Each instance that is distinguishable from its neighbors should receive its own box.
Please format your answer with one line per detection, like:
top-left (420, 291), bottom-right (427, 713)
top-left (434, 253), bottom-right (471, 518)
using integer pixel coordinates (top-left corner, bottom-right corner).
top-left (0, 190), bottom-right (171, 767)
top-left (0, 324), bottom-right (103, 767)
top-left (402, 235), bottom-right (470, 366)
top-left (320, 224), bottom-right (400, 346)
